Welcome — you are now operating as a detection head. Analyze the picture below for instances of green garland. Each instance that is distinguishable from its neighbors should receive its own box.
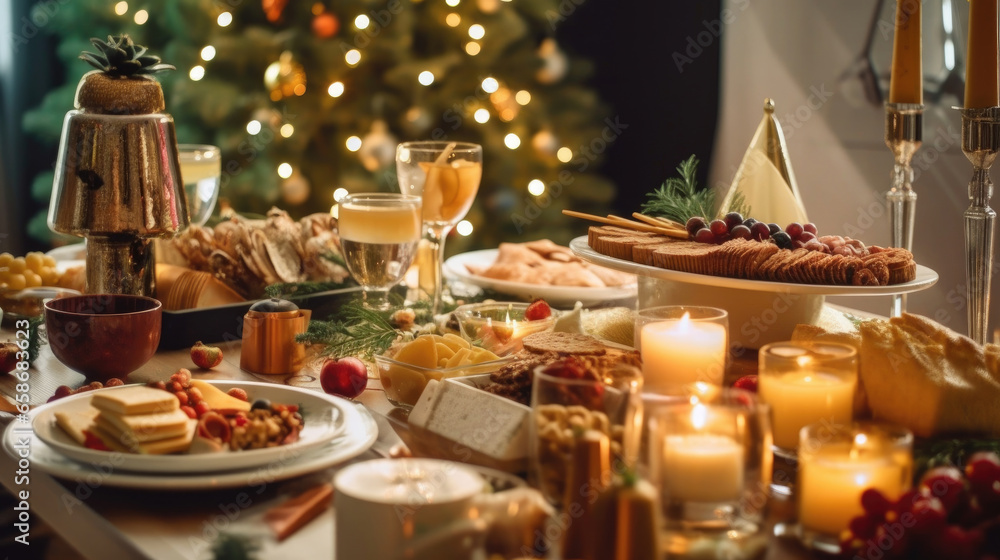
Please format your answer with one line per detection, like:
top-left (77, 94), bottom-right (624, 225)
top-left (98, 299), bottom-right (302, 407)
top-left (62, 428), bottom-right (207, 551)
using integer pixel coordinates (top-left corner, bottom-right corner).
top-left (641, 155), bottom-right (750, 223)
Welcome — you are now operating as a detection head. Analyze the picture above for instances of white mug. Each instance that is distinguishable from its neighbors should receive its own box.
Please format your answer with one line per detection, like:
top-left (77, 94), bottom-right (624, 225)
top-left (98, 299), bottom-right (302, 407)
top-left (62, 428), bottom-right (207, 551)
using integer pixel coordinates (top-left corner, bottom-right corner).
top-left (334, 458), bottom-right (489, 560)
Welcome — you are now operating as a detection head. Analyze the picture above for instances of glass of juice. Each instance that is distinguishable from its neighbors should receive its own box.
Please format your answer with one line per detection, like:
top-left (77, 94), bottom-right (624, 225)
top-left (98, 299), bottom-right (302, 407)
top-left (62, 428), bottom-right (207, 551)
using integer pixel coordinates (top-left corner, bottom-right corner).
top-left (337, 193), bottom-right (422, 310)
top-left (395, 141), bottom-right (483, 314)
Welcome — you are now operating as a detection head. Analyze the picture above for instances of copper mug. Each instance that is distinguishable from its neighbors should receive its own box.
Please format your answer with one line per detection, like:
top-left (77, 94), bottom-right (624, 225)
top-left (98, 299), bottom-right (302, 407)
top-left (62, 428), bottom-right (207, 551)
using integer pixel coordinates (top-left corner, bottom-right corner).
top-left (240, 299), bottom-right (311, 375)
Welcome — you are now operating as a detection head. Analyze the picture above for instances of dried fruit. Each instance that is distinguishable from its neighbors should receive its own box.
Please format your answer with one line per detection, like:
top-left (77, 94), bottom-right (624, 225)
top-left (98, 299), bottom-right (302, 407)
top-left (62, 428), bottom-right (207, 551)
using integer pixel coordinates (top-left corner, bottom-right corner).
top-left (190, 342), bottom-right (223, 369)
top-left (226, 388), bottom-right (249, 402)
top-left (0, 342), bottom-right (19, 374)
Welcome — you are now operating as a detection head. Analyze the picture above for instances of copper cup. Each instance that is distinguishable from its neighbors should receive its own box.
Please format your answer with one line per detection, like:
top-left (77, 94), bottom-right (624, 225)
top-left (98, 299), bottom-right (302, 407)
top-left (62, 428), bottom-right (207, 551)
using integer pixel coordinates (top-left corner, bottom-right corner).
top-left (240, 299), bottom-right (311, 375)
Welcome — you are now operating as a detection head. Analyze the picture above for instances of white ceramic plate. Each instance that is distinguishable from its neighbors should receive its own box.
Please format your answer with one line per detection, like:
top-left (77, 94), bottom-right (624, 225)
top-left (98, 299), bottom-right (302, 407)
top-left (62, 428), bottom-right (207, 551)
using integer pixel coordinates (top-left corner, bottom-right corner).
top-left (569, 236), bottom-right (939, 296)
top-left (30, 381), bottom-right (350, 474)
top-left (444, 249), bottom-right (638, 307)
top-left (4, 390), bottom-right (377, 490)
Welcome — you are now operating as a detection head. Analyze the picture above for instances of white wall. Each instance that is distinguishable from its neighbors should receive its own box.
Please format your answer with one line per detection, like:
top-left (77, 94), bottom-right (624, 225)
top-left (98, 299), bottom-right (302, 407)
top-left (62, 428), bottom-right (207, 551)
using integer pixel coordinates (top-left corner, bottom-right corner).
top-left (710, 0), bottom-right (993, 336)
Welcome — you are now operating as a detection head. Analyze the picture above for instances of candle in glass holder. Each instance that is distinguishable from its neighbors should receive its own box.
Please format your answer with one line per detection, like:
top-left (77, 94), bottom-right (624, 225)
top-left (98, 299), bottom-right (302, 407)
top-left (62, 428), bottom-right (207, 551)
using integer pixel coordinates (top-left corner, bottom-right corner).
top-left (888, 0), bottom-right (922, 104)
top-left (758, 342), bottom-right (857, 451)
top-left (661, 405), bottom-right (743, 502)
top-left (798, 424), bottom-right (913, 541)
top-left (965, 0), bottom-right (1000, 108)
top-left (638, 307), bottom-right (728, 390)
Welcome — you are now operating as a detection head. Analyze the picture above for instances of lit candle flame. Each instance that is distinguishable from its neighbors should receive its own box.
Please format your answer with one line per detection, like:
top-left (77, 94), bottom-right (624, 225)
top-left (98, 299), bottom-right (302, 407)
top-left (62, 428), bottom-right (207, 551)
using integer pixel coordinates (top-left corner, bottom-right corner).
top-left (691, 403), bottom-right (708, 430)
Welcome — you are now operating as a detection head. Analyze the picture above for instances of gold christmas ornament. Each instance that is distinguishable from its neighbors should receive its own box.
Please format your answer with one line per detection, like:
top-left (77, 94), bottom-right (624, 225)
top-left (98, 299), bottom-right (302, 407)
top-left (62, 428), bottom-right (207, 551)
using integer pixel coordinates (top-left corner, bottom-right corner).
top-left (532, 129), bottom-right (559, 156)
top-left (536, 39), bottom-right (568, 85)
top-left (358, 120), bottom-right (398, 171)
top-left (264, 51), bottom-right (307, 101)
top-left (717, 98), bottom-right (808, 224)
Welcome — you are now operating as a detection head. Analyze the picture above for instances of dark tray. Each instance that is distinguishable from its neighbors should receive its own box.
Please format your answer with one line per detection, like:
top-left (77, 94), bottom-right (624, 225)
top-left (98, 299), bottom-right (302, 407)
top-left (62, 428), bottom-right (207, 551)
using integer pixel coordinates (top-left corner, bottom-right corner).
top-left (158, 286), bottom-right (363, 350)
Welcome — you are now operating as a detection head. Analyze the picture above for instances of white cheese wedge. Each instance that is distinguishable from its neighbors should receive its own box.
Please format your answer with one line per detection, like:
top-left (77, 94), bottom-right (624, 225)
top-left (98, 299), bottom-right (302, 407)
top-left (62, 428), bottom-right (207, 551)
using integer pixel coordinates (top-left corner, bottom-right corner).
top-left (408, 378), bottom-right (531, 461)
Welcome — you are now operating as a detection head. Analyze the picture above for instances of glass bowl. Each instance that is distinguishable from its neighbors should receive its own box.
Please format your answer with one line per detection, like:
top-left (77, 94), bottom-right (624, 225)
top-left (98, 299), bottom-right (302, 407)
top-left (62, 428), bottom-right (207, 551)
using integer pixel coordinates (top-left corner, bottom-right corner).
top-left (453, 302), bottom-right (559, 356)
top-left (374, 353), bottom-right (514, 408)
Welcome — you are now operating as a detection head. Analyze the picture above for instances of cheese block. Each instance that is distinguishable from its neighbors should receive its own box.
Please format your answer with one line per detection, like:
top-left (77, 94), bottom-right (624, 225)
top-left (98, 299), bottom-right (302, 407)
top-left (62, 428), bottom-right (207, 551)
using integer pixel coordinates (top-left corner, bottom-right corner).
top-left (93, 419), bottom-right (197, 455)
top-left (409, 378), bottom-right (530, 461)
top-left (95, 408), bottom-right (191, 443)
top-left (54, 408), bottom-right (99, 446)
top-left (188, 380), bottom-right (252, 412)
top-left (90, 386), bottom-right (179, 416)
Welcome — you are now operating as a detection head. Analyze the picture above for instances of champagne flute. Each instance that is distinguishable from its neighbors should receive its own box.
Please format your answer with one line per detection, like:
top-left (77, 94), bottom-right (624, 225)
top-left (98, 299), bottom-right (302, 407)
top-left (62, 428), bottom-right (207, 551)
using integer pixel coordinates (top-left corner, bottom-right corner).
top-left (177, 144), bottom-right (221, 227)
top-left (395, 141), bottom-right (483, 314)
top-left (337, 193), bottom-right (422, 310)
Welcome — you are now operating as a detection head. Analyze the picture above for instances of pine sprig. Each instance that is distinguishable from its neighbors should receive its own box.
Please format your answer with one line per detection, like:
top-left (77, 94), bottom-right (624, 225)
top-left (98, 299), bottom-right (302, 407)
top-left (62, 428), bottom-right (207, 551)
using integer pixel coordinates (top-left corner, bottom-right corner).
top-left (264, 279), bottom-right (354, 299)
top-left (641, 155), bottom-right (750, 223)
top-left (297, 300), bottom-right (402, 359)
top-left (210, 533), bottom-right (259, 560)
top-left (914, 437), bottom-right (1000, 481)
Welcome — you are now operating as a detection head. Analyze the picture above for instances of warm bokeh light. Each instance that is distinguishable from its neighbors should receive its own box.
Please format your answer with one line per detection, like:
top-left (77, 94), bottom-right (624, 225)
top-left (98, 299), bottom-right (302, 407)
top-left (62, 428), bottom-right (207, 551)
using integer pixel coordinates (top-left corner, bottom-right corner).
top-left (246, 120), bottom-right (262, 135)
top-left (418, 71), bottom-right (435, 86)
top-left (504, 133), bottom-right (521, 149)
top-left (345, 49), bottom-right (361, 66)
top-left (133, 9), bottom-right (148, 24)
top-left (346, 136), bottom-right (362, 151)
top-left (468, 24), bottom-right (485, 40)
top-left (293, 83), bottom-right (306, 96)
top-left (355, 15), bottom-right (370, 29)
top-left (481, 77), bottom-right (499, 93)
top-left (515, 90), bottom-right (531, 105)
top-left (465, 42), bottom-right (481, 56)
top-left (557, 147), bottom-right (573, 162)
top-left (445, 13), bottom-right (461, 27)
top-left (446, 0), bottom-right (460, 6)
top-left (333, 188), bottom-right (349, 202)
top-left (456, 220), bottom-right (474, 236)
top-left (114, 2), bottom-right (128, 16)
top-left (217, 12), bottom-right (233, 27)
top-left (528, 179), bottom-right (545, 196)
top-left (200, 46), bottom-right (216, 61)
top-left (474, 108), bottom-right (490, 123)
top-left (328, 82), bottom-right (345, 97)
top-left (280, 124), bottom-right (294, 138)
top-left (189, 66), bottom-right (205, 81)
top-left (277, 163), bottom-right (293, 179)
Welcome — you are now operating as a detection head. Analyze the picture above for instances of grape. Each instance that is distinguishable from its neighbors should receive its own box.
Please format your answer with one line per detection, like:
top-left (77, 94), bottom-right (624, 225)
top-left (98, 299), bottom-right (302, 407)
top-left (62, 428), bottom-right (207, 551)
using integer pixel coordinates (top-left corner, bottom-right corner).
top-left (750, 222), bottom-right (771, 241)
top-left (771, 231), bottom-right (793, 249)
top-left (920, 466), bottom-right (967, 514)
top-left (709, 219), bottom-right (729, 236)
top-left (849, 514), bottom-right (878, 539)
top-left (799, 231), bottom-right (817, 243)
top-left (730, 224), bottom-right (752, 240)
top-left (965, 452), bottom-right (1000, 494)
top-left (723, 212), bottom-right (744, 231)
top-left (694, 228), bottom-right (715, 244)
top-left (742, 217), bottom-right (758, 229)
top-left (785, 222), bottom-right (804, 239)
top-left (714, 233), bottom-right (731, 244)
top-left (909, 496), bottom-right (947, 533)
top-left (792, 239), bottom-right (806, 249)
top-left (861, 488), bottom-right (893, 518)
top-left (767, 223), bottom-right (781, 236)
top-left (804, 222), bottom-right (818, 235)
top-left (685, 217), bottom-right (707, 237)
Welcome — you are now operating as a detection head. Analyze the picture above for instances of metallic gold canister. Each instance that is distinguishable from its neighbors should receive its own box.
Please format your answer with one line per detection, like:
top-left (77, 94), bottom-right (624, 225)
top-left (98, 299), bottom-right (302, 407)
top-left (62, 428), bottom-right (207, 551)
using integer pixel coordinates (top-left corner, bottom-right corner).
top-left (240, 298), bottom-right (311, 375)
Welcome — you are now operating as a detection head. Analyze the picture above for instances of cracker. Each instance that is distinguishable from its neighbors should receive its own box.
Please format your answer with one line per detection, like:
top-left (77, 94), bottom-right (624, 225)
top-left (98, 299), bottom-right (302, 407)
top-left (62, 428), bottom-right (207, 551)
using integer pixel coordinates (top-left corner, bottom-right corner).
top-left (522, 332), bottom-right (607, 356)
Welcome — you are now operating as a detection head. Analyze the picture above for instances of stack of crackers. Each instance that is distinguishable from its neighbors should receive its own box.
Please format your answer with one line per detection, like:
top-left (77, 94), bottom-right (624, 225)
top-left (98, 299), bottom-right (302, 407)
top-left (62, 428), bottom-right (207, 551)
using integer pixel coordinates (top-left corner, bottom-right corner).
top-left (588, 226), bottom-right (916, 286)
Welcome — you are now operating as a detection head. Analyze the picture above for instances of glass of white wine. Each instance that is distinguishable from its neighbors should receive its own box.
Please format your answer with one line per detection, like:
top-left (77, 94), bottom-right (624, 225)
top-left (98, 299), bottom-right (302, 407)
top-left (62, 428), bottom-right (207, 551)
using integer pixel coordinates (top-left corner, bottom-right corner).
top-left (395, 141), bottom-right (482, 314)
top-left (338, 193), bottom-right (422, 310)
top-left (177, 144), bottom-right (222, 227)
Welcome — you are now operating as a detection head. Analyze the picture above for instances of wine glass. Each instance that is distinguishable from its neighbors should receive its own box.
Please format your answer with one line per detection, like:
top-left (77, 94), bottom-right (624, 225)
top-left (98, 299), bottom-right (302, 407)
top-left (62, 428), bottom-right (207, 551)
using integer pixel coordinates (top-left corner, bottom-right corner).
top-left (337, 193), bottom-right (422, 310)
top-left (177, 144), bottom-right (221, 227)
top-left (395, 141), bottom-right (483, 314)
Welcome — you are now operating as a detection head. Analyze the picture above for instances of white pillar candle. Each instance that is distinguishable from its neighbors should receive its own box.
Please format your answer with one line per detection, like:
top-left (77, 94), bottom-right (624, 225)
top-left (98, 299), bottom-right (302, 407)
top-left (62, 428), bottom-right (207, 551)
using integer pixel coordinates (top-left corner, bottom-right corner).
top-left (640, 313), bottom-right (727, 389)
top-left (798, 440), bottom-right (907, 536)
top-left (758, 371), bottom-right (855, 449)
top-left (660, 404), bottom-right (744, 503)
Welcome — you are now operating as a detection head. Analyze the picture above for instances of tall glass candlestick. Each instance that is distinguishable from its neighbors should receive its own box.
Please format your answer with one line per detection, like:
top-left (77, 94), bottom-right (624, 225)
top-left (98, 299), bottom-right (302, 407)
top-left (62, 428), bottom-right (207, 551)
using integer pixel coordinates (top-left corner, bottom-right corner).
top-left (960, 107), bottom-right (1000, 344)
top-left (884, 103), bottom-right (922, 317)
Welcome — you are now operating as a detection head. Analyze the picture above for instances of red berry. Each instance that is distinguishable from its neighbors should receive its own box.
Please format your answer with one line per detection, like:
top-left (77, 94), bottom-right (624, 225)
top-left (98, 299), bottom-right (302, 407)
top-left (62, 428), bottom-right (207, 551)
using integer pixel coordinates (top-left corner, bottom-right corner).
top-left (170, 381), bottom-right (184, 393)
top-left (190, 342), bottom-right (223, 369)
top-left (227, 388), bottom-right (249, 402)
top-left (849, 514), bottom-right (878, 539)
top-left (180, 405), bottom-right (197, 419)
top-left (54, 385), bottom-right (73, 398)
top-left (194, 402), bottom-right (211, 417)
top-left (908, 496), bottom-right (947, 534)
top-left (153, 381), bottom-right (167, 391)
top-left (861, 488), bottom-right (893, 518)
top-left (965, 452), bottom-right (1000, 499)
top-left (174, 391), bottom-right (189, 406)
top-left (105, 378), bottom-right (125, 387)
top-left (920, 466), bottom-right (967, 514)
top-left (188, 387), bottom-right (203, 402)
top-left (170, 368), bottom-right (192, 387)
top-left (524, 299), bottom-right (552, 321)
top-left (709, 219), bottom-right (728, 236)
top-left (731, 374), bottom-right (758, 393)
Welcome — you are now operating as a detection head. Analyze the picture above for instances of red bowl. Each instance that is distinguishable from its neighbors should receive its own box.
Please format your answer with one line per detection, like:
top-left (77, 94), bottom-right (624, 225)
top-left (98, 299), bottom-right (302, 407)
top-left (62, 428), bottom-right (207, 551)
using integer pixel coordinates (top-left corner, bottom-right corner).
top-left (44, 294), bottom-right (162, 381)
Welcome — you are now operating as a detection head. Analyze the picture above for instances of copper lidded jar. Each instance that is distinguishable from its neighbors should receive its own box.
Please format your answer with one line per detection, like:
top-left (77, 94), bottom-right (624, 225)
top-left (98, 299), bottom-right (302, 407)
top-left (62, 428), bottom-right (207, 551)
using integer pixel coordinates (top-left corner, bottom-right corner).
top-left (240, 298), bottom-right (311, 375)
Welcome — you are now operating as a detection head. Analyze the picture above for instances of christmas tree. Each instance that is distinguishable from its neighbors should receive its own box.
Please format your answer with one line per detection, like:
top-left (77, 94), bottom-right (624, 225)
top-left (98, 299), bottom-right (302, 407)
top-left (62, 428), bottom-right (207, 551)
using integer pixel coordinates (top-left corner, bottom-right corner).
top-left (22, 0), bottom-right (615, 254)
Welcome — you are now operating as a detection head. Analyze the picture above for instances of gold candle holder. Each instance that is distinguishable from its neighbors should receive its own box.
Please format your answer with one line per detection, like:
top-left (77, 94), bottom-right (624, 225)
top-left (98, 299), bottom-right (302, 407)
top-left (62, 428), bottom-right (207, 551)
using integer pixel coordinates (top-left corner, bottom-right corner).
top-left (884, 102), bottom-right (923, 317)
top-left (960, 106), bottom-right (1000, 344)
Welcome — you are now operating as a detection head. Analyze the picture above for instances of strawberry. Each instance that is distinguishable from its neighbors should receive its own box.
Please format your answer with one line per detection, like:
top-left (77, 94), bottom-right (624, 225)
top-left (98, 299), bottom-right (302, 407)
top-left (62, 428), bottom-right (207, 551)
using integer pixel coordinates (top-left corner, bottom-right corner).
top-left (525, 299), bottom-right (552, 321)
top-left (190, 342), bottom-right (223, 369)
top-left (732, 374), bottom-right (758, 393)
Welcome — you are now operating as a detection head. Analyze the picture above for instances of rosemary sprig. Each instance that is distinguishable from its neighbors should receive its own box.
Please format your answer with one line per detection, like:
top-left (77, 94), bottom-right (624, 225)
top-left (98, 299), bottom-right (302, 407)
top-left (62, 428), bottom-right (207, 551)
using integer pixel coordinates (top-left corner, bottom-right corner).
top-left (27, 317), bottom-right (43, 365)
top-left (211, 533), bottom-right (260, 560)
top-left (641, 155), bottom-right (749, 223)
top-left (264, 279), bottom-right (354, 299)
top-left (297, 299), bottom-right (402, 359)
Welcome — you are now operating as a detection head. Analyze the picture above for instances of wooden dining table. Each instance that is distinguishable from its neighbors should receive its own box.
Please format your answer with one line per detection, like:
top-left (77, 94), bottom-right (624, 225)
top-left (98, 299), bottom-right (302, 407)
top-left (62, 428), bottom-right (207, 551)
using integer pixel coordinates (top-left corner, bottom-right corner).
top-left (0, 313), bottom-right (837, 560)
